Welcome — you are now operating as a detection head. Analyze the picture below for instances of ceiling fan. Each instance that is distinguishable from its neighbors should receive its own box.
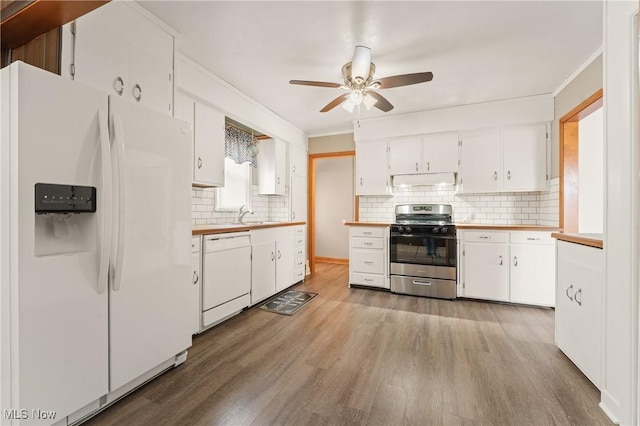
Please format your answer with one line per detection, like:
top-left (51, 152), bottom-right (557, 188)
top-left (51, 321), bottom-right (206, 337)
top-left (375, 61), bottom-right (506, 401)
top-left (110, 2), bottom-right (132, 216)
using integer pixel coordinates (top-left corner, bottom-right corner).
top-left (289, 46), bottom-right (433, 113)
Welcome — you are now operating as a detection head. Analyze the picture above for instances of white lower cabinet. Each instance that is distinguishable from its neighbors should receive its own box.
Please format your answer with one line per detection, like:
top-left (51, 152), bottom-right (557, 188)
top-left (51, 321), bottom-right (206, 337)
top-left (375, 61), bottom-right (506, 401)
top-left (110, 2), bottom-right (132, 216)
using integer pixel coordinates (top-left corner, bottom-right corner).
top-left (348, 226), bottom-right (389, 289)
top-left (293, 225), bottom-right (307, 282)
top-left (459, 230), bottom-right (555, 306)
top-left (251, 226), bottom-right (302, 305)
top-left (191, 236), bottom-right (202, 335)
top-left (556, 240), bottom-right (603, 388)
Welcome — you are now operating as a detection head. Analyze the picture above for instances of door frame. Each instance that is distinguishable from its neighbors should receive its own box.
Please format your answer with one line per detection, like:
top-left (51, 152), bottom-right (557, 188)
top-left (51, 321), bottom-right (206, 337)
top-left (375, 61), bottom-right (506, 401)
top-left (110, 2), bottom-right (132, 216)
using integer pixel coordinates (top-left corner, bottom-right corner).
top-left (308, 151), bottom-right (357, 274)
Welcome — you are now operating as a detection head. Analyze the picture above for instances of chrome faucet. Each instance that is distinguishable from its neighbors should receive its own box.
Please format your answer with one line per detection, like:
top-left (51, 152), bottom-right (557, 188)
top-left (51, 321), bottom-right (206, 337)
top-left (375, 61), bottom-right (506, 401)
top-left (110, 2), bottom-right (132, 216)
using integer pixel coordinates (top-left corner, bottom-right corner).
top-left (236, 205), bottom-right (254, 224)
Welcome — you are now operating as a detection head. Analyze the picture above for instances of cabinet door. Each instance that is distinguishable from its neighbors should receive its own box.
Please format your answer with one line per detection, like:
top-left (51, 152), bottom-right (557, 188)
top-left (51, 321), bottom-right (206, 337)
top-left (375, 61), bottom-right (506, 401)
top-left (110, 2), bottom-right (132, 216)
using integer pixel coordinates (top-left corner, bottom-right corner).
top-left (502, 124), bottom-right (547, 191)
top-left (275, 139), bottom-right (287, 194)
top-left (251, 241), bottom-right (277, 305)
top-left (291, 174), bottom-right (307, 222)
top-left (355, 140), bottom-right (390, 196)
top-left (194, 101), bottom-right (225, 186)
top-left (462, 242), bottom-right (509, 301)
top-left (74, 18), bottom-right (130, 98)
top-left (510, 244), bottom-right (555, 306)
top-left (129, 47), bottom-right (173, 115)
top-left (191, 251), bottom-right (201, 334)
top-left (258, 139), bottom-right (287, 195)
top-left (276, 238), bottom-right (295, 291)
top-left (388, 137), bottom-right (422, 175)
top-left (291, 144), bottom-right (308, 178)
top-left (423, 133), bottom-right (459, 173)
top-left (460, 129), bottom-right (502, 193)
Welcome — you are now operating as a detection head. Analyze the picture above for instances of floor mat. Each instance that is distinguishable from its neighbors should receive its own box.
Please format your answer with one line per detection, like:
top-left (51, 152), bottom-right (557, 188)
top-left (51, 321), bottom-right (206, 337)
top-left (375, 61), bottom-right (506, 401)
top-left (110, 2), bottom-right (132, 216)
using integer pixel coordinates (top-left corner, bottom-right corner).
top-left (259, 290), bottom-right (318, 315)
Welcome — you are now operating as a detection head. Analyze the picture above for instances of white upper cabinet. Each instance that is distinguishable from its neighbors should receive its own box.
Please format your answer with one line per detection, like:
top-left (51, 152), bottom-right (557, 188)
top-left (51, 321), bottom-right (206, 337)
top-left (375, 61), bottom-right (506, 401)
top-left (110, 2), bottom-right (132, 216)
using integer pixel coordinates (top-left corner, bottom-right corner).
top-left (174, 92), bottom-right (225, 187)
top-left (70, 2), bottom-right (174, 115)
top-left (291, 143), bottom-right (308, 179)
top-left (388, 137), bottom-right (422, 175)
top-left (502, 124), bottom-right (547, 191)
top-left (460, 123), bottom-right (548, 193)
top-left (356, 140), bottom-right (391, 196)
top-left (459, 128), bottom-right (502, 193)
top-left (422, 132), bottom-right (459, 173)
top-left (388, 133), bottom-right (458, 175)
top-left (258, 138), bottom-right (287, 195)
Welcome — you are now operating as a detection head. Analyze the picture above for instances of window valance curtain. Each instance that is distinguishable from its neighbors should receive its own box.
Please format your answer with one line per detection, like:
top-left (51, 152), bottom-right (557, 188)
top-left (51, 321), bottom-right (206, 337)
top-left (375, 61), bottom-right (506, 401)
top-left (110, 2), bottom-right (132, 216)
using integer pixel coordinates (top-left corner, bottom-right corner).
top-left (225, 124), bottom-right (257, 168)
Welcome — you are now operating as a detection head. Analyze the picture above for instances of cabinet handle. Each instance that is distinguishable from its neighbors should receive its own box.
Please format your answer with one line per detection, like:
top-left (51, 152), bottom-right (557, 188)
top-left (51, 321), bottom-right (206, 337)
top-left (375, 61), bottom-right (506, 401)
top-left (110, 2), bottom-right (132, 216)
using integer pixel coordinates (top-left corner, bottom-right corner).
top-left (427, 162), bottom-right (430, 171)
top-left (278, 250), bottom-right (282, 259)
top-left (364, 261), bottom-right (374, 265)
top-left (526, 237), bottom-right (540, 241)
top-left (513, 256), bottom-right (518, 266)
top-left (499, 255), bottom-right (503, 266)
top-left (364, 242), bottom-right (373, 246)
top-left (193, 271), bottom-right (199, 285)
top-left (363, 231), bottom-right (372, 235)
top-left (415, 162), bottom-right (419, 172)
top-left (271, 251), bottom-right (275, 261)
top-left (507, 170), bottom-right (511, 180)
top-left (574, 288), bottom-right (582, 306)
top-left (277, 176), bottom-right (281, 185)
top-left (293, 165), bottom-right (296, 173)
top-left (197, 157), bottom-right (203, 169)
top-left (114, 76), bottom-right (124, 96)
top-left (566, 284), bottom-right (574, 301)
top-left (493, 171), bottom-right (498, 181)
top-left (360, 177), bottom-right (363, 186)
top-left (364, 278), bottom-right (374, 282)
top-left (292, 212), bottom-right (296, 219)
top-left (412, 280), bottom-right (432, 286)
top-left (133, 83), bottom-right (142, 102)
top-left (479, 236), bottom-right (490, 240)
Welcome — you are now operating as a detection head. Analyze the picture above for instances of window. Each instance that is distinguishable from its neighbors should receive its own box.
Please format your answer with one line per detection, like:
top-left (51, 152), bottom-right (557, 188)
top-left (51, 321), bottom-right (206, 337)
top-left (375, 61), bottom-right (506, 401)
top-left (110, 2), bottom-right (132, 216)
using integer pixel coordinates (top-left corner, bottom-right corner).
top-left (215, 123), bottom-right (258, 211)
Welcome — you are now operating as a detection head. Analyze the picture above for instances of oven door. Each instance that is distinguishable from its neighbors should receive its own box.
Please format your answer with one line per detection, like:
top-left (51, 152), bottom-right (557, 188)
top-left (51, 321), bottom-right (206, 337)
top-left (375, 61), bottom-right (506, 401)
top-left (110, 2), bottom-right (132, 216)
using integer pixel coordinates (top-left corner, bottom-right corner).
top-left (390, 233), bottom-right (457, 280)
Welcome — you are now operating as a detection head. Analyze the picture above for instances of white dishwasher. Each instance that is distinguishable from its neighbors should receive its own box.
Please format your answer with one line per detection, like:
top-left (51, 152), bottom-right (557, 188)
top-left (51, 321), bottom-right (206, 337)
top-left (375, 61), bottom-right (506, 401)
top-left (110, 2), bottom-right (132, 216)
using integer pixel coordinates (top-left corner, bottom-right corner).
top-left (202, 232), bottom-right (252, 329)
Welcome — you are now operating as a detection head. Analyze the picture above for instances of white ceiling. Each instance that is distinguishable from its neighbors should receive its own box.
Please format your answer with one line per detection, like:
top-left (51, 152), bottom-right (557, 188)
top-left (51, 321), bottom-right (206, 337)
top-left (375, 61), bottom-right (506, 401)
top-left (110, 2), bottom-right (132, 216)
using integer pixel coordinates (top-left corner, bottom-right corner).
top-left (140, 1), bottom-right (603, 137)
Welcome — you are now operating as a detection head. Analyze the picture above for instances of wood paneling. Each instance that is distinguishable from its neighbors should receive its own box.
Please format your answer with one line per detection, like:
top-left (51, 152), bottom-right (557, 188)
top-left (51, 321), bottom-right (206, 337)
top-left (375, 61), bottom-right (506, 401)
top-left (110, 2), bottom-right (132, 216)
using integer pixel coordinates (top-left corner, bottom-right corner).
top-left (81, 263), bottom-right (612, 426)
top-left (1, 0), bottom-right (108, 49)
top-left (9, 26), bottom-right (59, 73)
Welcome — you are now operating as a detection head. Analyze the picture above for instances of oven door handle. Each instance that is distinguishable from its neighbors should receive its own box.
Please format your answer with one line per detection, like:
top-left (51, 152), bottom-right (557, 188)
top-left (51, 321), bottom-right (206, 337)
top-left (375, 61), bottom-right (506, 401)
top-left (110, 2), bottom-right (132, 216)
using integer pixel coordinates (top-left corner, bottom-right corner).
top-left (412, 280), bottom-right (433, 286)
top-left (390, 233), bottom-right (456, 239)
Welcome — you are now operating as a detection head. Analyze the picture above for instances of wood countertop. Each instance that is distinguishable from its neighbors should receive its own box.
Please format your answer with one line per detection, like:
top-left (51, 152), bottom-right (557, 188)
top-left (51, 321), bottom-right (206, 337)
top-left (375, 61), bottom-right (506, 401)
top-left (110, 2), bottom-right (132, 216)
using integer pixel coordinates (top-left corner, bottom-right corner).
top-left (455, 224), bottom-right (560, 231)
top-left (192, 221), bottom-right (306, 235)
top-left (551, 232), bottom-right (603, 249)
top-left (344, 221), bottom-right (391, 227)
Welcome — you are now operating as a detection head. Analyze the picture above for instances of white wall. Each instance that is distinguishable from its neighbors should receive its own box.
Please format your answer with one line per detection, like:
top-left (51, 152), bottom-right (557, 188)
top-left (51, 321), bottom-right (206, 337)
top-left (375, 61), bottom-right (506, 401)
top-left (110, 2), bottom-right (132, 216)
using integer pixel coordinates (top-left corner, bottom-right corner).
top-left (578, 106), bottom-right (604, 233)
top-left (600, 1), bottom-right (639, 424)
top-left (315, 157), bottom-right (354, 259)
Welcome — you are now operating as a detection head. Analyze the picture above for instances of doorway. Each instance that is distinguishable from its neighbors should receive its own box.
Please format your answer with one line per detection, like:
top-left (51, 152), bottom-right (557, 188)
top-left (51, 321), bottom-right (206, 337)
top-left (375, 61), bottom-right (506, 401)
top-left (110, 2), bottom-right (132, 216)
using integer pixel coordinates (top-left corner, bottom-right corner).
top-left (308, 151), bottom-right (357, 274)
top-left (559, 89), bottom-right (604, 232)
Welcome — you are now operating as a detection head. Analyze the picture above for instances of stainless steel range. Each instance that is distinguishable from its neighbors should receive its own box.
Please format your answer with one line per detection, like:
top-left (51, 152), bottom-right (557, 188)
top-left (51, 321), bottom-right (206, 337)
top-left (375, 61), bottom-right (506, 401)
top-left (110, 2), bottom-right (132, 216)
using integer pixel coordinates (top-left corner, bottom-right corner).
top-left (390, 204), bottom-right (457, 299)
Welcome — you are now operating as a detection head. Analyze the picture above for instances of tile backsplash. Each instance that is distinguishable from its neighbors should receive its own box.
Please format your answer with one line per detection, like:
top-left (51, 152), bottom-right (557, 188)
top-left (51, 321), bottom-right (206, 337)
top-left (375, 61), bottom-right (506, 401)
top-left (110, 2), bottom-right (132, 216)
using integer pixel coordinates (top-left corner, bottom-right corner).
top-left (192, 186), bottom-right (289, 225)
top-left (358, 178), bottom-right (559, 226)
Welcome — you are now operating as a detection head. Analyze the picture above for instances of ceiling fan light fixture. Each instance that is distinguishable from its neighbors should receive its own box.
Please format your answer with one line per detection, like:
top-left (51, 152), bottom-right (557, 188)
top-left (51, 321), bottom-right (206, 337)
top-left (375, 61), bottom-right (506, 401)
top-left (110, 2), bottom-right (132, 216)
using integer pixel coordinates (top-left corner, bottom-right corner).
top-left (348, 90), bottom-right (363, 105)
top-left (341, 101), bottom-right (356, 113)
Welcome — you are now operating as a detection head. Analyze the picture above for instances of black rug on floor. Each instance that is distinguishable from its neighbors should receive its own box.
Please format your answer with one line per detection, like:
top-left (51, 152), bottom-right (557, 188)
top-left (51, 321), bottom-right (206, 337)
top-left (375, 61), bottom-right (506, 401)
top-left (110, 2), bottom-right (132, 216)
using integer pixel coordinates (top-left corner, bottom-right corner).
top-left (259, 290), bottom-right (318, 316)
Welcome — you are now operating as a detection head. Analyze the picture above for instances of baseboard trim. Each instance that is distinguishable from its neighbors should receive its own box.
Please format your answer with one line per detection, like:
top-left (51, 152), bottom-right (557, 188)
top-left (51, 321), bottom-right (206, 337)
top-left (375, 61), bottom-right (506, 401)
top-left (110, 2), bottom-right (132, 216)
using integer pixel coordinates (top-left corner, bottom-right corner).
top-left (315, 256), bottom-right (349, 265)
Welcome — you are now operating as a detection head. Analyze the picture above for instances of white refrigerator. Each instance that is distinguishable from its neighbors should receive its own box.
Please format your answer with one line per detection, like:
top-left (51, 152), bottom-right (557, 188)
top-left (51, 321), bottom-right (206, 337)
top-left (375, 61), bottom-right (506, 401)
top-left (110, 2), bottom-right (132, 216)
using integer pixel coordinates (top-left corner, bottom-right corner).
top-left (0, 62), bottom-right (192, 425)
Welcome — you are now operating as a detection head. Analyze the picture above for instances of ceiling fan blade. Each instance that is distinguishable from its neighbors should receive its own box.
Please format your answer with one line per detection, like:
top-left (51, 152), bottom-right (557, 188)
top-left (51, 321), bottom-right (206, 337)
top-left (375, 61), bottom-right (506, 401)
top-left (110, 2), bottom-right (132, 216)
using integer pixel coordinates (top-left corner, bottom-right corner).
top-left (320, 94), bottom-right (350, 112)
top-left (351, 46), bottom-right (372, 81)
top-left (367, 91), bottom-right (394, 112)
top-left (375, 72), bottom-right (434, 89)
top-left (289, 80), bottom-right (342, 88)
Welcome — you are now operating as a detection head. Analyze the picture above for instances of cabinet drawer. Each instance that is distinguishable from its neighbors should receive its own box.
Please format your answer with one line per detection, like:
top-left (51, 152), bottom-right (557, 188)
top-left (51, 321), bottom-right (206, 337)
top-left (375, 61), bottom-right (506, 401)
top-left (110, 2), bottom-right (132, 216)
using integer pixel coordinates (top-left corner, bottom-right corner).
top-left (294, 226), bottom-right (305, 235)
top-left (351, 250), bottom-right (385, 274)
top-left (351, 237), bottom-right (384, 250)
top-left (191, 236), bottom-right (201, 253)
top-left (510, 232), bottom-right (554, 245)
top-left (294, 269), bottom-right (305, 281)
top-left (351, 272), bottom-right (385, 288)
top-left (294, 236), bottom-right (305, 247)
top-left (294, 247), bottom-right (305, 259)
top-left (295, 258), bottom-right (305, 270)
top-left (463, 231), bottom-right (508, 243)
top-left (350, 227), bottom-right (385, 238)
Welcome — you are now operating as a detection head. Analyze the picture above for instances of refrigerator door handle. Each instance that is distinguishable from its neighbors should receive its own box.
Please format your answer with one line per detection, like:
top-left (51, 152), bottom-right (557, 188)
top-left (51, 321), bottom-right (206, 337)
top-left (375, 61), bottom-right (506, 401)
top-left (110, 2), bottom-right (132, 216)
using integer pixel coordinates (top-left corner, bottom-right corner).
top-left (97, 108), bottom-right (113, 294)
top-left (111, 113), bottom-right (127, 292)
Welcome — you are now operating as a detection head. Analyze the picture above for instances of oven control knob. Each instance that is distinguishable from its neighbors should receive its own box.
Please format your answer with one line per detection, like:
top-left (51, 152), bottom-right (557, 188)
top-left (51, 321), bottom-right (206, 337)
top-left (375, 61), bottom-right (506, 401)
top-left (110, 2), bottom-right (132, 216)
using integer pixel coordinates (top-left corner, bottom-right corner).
top-left (432, 227), bottom-right (439, 233)
top-left (397, 226), bottom-right (404, 233)
top-left (440, 226), bottom-right (448, 233)
top-left (405, 227), bottom-right (411, 234)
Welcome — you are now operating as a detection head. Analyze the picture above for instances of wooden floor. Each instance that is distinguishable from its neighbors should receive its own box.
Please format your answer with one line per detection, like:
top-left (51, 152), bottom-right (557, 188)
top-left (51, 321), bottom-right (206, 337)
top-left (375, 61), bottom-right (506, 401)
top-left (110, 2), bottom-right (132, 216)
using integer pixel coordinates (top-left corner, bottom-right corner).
top-left (85, 263), bottom-right (611, 426)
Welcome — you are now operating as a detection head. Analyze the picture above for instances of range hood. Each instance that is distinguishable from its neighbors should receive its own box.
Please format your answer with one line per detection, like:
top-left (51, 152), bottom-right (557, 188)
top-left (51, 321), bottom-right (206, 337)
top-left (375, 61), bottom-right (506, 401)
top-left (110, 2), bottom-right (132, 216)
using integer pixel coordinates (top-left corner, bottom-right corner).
top-left (392, 172), bottom-right (456, 187)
